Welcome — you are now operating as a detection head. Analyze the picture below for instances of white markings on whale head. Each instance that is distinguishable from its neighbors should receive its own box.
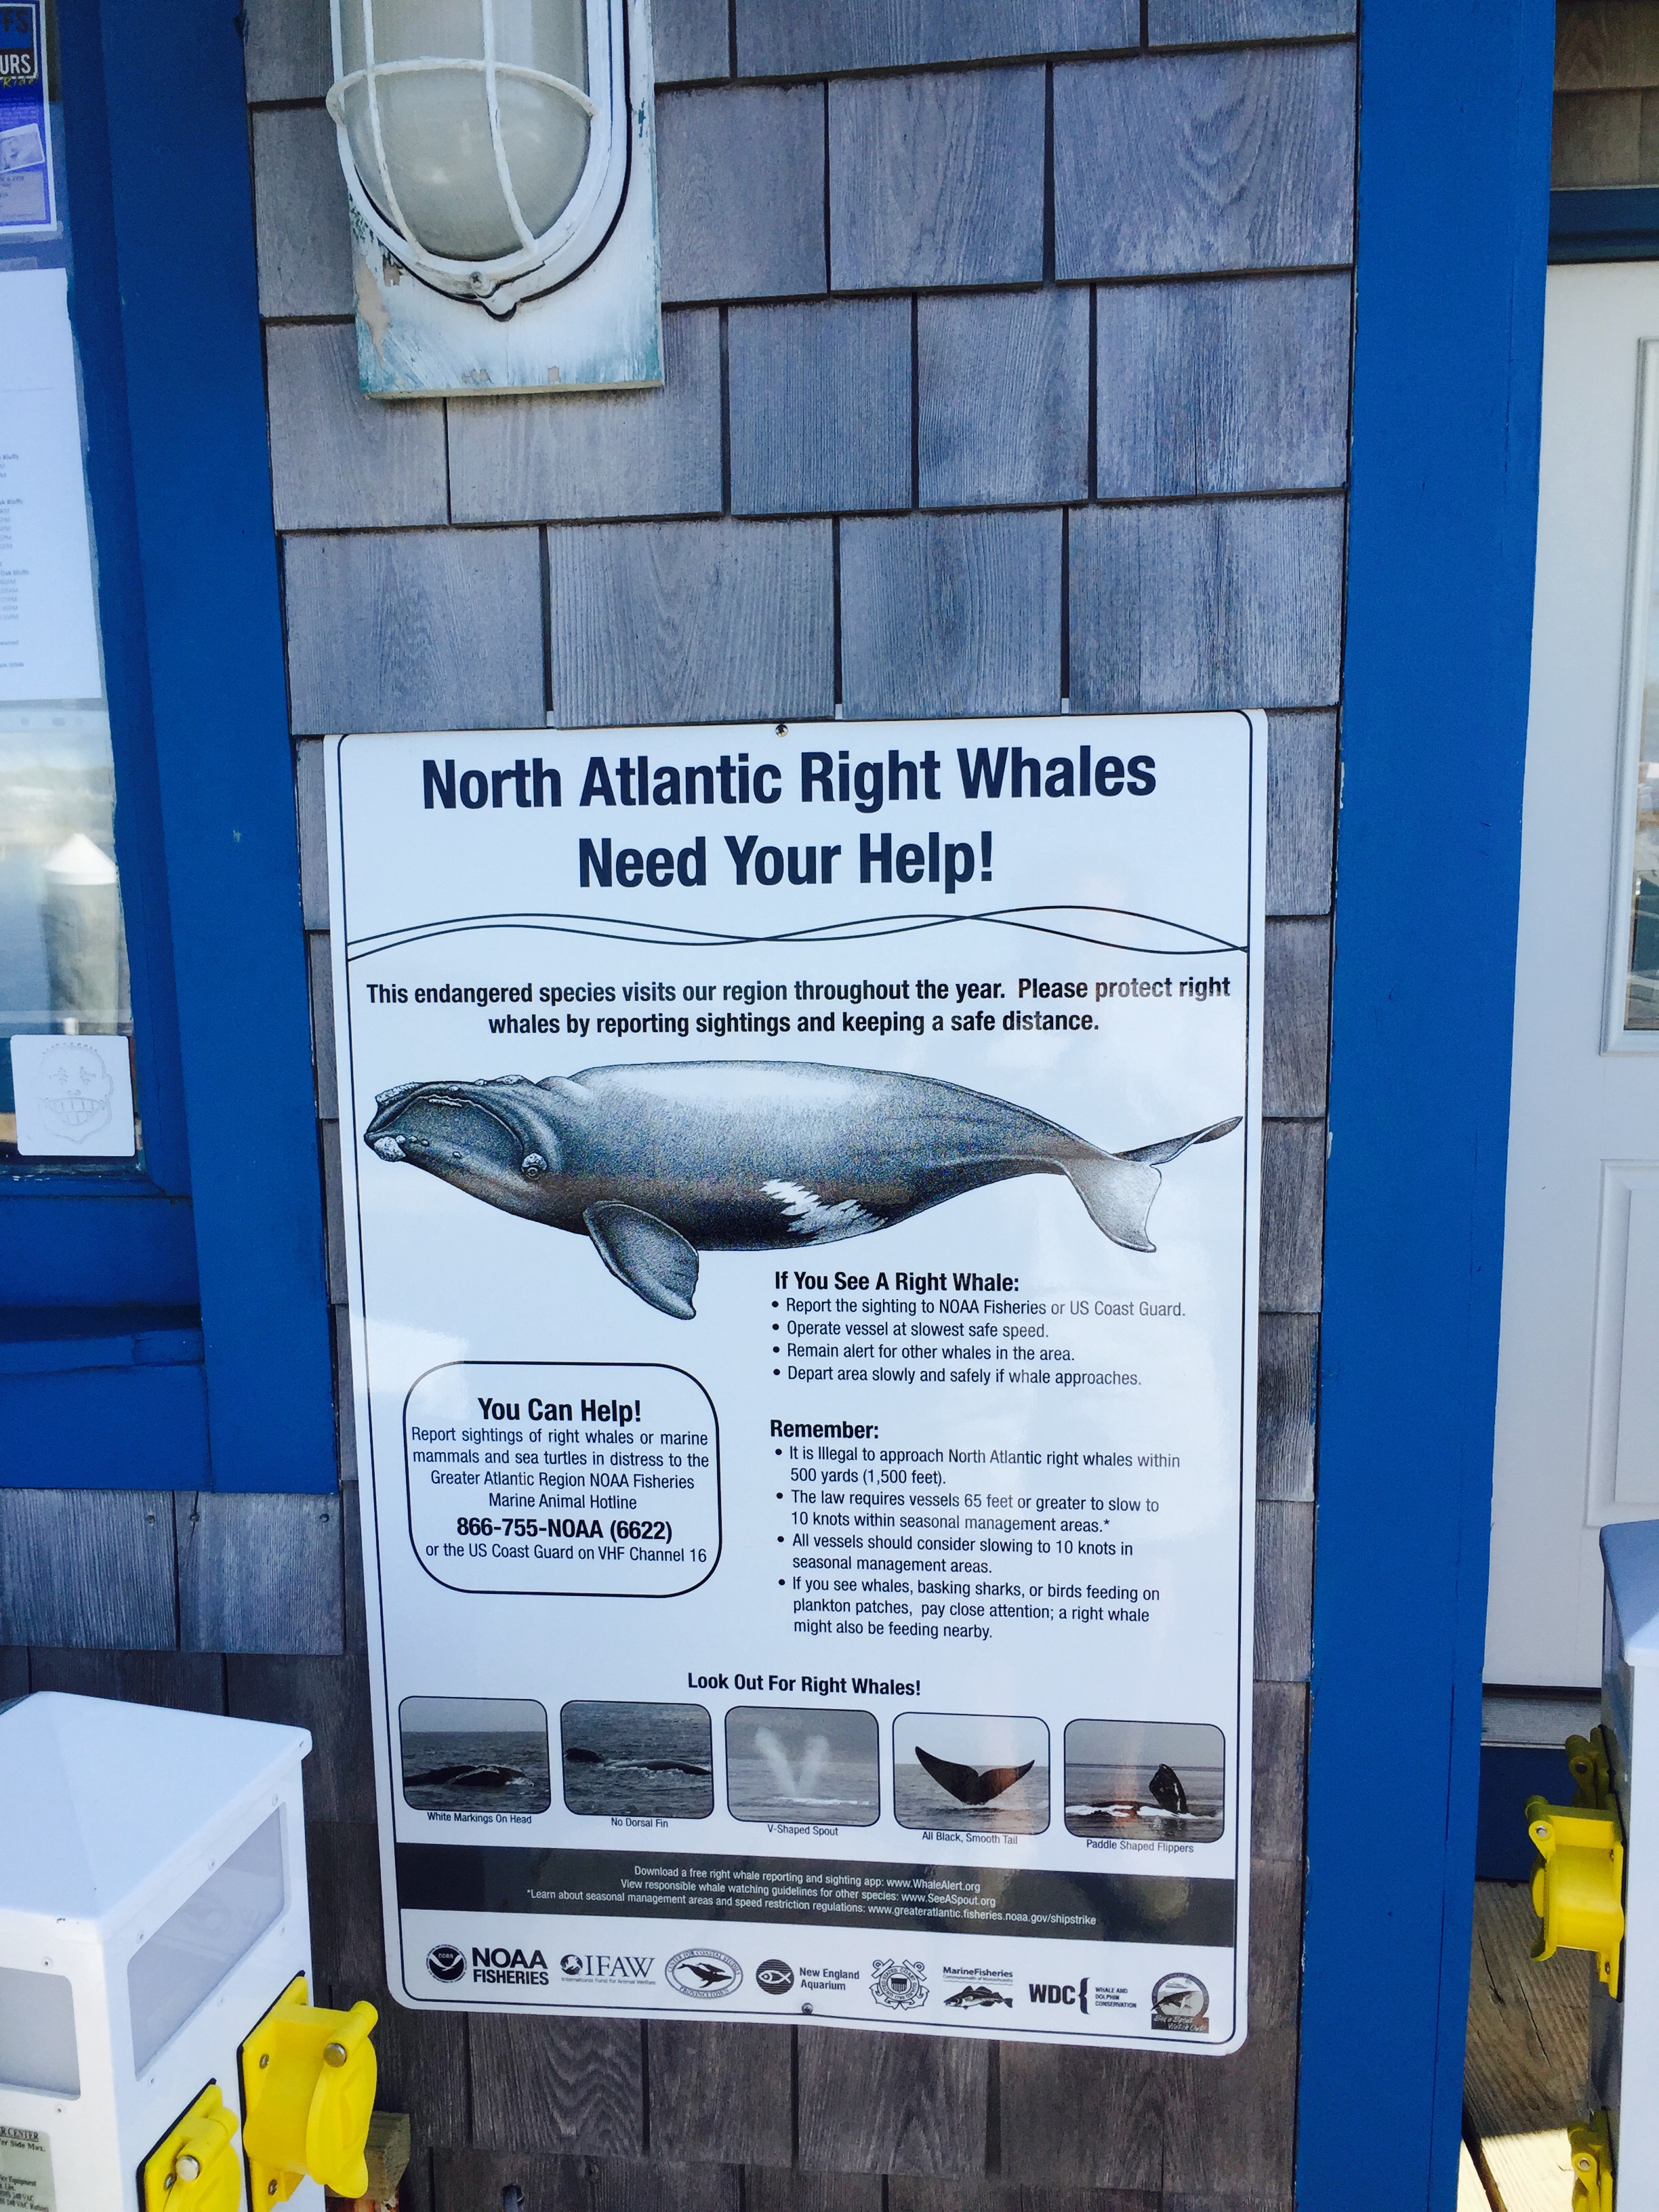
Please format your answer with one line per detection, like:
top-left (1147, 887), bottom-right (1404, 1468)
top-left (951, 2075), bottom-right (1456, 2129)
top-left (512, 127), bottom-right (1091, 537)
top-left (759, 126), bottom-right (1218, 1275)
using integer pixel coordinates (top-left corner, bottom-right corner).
top-left (762, 1179), bottom-right (878, 1244)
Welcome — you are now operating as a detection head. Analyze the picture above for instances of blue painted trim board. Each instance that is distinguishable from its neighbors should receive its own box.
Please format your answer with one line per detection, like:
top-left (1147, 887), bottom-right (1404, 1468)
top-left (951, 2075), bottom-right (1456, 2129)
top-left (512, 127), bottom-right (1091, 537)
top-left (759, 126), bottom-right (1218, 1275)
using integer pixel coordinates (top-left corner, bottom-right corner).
top-left (1298, 5), bottom-right (1553, 2206)
top-left (92, 0), bottom-right (335, 1490)
top-left (1551, 185), bottom-right (1659, 263)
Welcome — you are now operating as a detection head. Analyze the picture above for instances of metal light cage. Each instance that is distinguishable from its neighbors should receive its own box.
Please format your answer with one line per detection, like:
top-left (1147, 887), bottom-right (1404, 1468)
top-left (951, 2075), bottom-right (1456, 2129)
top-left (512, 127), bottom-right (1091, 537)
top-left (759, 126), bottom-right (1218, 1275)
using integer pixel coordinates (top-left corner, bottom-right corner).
top-left (326, 0), bottom-right (632, 316)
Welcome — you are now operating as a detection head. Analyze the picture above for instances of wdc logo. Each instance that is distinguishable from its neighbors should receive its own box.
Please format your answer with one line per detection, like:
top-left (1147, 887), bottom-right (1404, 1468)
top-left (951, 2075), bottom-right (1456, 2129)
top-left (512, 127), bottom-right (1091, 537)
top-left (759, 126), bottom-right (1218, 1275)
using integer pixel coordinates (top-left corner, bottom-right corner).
top-left (427, 1944), bottom-right (467, 1984)
top-left (870, 1959), bottom-right (928, 2011)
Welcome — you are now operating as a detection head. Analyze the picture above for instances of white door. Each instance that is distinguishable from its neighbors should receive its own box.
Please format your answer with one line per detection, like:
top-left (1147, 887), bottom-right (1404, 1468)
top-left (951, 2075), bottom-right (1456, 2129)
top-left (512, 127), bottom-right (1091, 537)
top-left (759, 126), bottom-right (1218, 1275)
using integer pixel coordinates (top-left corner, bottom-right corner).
top-left (1489, 263), bottom-right (1659, 1689)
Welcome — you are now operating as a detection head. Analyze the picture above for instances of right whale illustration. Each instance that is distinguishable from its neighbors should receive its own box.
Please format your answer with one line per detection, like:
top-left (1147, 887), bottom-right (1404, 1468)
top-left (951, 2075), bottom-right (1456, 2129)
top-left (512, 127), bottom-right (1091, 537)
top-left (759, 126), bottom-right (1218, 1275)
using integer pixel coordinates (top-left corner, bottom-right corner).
top-left (363, 1059), bottom-right (1240, 1319)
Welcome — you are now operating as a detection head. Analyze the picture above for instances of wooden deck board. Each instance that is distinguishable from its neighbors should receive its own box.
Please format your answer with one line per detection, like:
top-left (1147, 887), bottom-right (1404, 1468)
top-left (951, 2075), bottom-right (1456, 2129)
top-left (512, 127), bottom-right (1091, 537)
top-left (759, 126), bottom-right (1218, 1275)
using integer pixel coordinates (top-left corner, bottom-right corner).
top-left (1462, 1881), bottom-right (1590, 2212)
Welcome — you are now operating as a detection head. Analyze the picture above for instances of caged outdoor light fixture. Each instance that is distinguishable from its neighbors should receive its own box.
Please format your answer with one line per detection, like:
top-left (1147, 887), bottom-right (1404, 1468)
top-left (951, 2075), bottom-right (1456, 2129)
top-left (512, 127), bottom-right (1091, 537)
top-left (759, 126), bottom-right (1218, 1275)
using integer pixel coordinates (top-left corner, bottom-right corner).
top-left (325, 0), bottom-right (660, 394)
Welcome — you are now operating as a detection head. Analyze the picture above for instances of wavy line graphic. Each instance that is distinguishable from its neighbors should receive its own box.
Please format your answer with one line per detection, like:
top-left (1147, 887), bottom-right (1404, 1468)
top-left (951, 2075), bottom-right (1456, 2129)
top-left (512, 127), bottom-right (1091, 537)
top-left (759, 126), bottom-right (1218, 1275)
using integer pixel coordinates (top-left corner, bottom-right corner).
top-left (345, 904), bottom-right (1244, 960)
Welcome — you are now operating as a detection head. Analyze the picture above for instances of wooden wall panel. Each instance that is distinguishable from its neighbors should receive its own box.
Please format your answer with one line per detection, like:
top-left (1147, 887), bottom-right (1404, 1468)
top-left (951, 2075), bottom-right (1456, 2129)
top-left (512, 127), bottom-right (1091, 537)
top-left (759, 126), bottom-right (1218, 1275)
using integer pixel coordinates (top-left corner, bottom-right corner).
top-left (266, 323), bottom-right (449, 533)
top-left (1054, 47), bottom-right (1355, 280)
top-left (918, 291), bottom-right (1090, 508)
top-left (647, 2021), bottom-right (794, 2165)
top-left (1096, 276), bottom-right (1351, 499)
top-left (1262, 918), bottom-right (1332, 1118)
top-left (828, 69), bottom-right (1046, 291)
top-left (546, 520), bottom-right (834, 725)
top-left (840, 512), bottom-right (1062, 718)
top-left (283, 528), bottom-right (545, 733)
top-left (179, 1492), bottom-right (344, 1655)
top-left (1251, 1681), bottom-right (1308, 1864)
top-left (1254, 1502), bottom-right (1315, 1683)
top-left (226, 1653), bottom-right (375, 1818)
top-left (449, 310), bottom-right (722, 523)
top-left (432, 2151), bottom-right (741, 2212)
top-left (1069, 498), bottom-right (1346, 715)
top-left (1149, 0), bottom-right (1355, 39)
top-left (890, 2182), bottom-right (1158, 2212)
top-left (242, 0), bottom-right (331, 103)
top-left (746, 2169), bottom-right (884, 2212)
top-left (996, 2045), bottom-right (1168, 2193)
top-left (470, 2015), bottom-right (645, 2156)
top-left (797, 2030), bottom-right (989, 2174)
top-left (1256, 1313), bottom-right (1318, 1503)
top-left (251, 106), bottom-right (354, 320)
top-left (654, 0), bottom-right (731, 84)
top-left (658, 87), bottom-right (826, 303)
top-left (1258, 1120), bottom-right (1326, 1313)
top-left (0, 1490), bottom-right (176, 1649)
top-left (735, 0), bottom-right (1139, 76)
top-left (729, 300), bottom-right (912, 516)
top-left (26, 1647), bottom-right (226, 1712)
top-left (1264, 713), bottom-right (1336, 918)
top-left (295, 737), bottom-right (331, 928)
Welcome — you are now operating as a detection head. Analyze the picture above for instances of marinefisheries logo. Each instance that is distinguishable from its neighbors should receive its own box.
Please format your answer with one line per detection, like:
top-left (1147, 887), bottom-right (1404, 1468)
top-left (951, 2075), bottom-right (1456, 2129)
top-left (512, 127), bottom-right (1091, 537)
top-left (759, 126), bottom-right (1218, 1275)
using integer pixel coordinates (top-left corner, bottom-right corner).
top-left (666, 1948), bottom-right (743, 1998)
top-left (1149, 1972), bottom-right (1210, 2033)
top-left (869, 1959), bottom-right (928, 2011)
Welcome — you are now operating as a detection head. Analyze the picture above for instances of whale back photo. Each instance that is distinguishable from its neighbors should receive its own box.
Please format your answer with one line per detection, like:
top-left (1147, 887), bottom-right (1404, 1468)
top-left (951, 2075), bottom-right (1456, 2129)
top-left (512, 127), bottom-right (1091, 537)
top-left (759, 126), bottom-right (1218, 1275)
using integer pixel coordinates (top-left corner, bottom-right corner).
top-left (363, 1059), bottom-right (1240, 1316)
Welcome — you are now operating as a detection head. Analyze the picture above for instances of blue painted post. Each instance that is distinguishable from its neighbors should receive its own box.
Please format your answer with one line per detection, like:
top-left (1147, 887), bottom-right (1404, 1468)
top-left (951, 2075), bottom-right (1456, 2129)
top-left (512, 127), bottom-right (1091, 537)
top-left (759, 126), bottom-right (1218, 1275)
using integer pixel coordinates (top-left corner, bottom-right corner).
top-left (1299, 3), bottom-right (1554, 2205)
top-left (91, 0), bottom-right (335, 1492)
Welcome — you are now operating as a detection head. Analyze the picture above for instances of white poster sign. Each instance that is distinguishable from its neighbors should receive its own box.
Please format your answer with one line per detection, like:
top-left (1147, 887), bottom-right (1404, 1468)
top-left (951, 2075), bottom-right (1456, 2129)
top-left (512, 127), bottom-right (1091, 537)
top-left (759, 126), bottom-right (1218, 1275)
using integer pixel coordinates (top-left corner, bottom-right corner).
top-left (329, 713), bottom-right (1263, 2053)
top-left (0, 270), bottom-right (102, 704)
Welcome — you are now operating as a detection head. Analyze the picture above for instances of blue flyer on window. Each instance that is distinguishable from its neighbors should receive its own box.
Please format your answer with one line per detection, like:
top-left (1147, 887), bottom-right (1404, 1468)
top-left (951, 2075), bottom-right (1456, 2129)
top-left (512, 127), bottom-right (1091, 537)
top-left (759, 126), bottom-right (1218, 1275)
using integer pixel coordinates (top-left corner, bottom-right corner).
top-left (0, 2), bottom-right (54, 239)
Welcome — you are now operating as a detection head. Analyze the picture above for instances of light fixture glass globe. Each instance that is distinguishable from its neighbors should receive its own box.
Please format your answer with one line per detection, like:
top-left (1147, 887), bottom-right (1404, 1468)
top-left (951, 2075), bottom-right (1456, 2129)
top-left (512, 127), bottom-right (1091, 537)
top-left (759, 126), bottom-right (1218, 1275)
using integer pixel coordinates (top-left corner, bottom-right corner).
top-left (337, 0), bottom-right (590, 266)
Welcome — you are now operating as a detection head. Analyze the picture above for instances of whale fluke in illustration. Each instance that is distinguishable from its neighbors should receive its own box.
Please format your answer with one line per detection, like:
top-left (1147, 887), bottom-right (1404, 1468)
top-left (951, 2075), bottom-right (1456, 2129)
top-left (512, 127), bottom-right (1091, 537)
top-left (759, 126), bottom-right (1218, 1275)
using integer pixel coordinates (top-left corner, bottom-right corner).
top-left (914, 1746), bottom-right (1036, 1806)
top-left (363, 1061), bottom-right (1240, 1317)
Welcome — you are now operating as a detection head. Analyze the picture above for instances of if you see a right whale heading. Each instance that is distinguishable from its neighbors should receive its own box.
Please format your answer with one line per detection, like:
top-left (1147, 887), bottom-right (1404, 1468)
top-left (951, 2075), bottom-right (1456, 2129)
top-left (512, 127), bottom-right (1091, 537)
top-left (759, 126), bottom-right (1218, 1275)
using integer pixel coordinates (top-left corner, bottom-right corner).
top-left (363, 1060), bottom-right (1240, 1319)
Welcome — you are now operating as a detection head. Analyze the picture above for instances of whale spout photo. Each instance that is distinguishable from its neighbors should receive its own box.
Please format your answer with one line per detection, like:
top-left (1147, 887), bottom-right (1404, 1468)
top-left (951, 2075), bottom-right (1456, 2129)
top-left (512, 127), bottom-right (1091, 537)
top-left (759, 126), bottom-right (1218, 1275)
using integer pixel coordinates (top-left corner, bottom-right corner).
top-left (361, 1059), bottom-right (1241, 1318)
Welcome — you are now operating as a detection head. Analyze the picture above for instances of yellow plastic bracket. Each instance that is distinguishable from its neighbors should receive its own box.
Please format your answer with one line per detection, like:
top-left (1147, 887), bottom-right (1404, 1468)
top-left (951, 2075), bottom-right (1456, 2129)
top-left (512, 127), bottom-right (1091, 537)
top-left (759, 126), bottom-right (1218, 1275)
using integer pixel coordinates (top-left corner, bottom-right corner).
top-left (1525, 1795), bottom-right (1625, 1996)
top-left (140, 2082), bottom-right (241, 2212)
top-left (1569, 2109), bottom-right (1615, 2212)
top-left (239, 1972), bottom-right (379, 2203)
top-left (1566, 1728), bottom-right (1613, 1811)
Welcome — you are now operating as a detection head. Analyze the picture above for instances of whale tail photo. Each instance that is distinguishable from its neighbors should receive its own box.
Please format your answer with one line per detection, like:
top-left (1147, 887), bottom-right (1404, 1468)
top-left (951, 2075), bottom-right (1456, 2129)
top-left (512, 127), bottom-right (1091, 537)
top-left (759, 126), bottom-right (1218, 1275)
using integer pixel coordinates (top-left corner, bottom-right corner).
top-left (1067, 1118), bottom-right (1242, 1253)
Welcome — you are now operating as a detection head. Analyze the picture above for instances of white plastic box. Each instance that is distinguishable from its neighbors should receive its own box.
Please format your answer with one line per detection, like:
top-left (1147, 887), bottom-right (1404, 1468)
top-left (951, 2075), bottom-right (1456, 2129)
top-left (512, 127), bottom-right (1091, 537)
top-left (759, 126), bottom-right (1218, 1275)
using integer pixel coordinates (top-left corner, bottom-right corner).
top-left (1595, 1520), bottom-right (1659, 2203)
top-left (0, 1691), bottom-right (320, 2210)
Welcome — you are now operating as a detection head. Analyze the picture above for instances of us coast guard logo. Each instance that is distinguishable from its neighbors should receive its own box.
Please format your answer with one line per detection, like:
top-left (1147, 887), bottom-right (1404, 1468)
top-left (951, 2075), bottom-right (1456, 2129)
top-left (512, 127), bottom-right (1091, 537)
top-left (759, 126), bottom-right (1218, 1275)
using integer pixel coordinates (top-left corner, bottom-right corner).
top-left (870, 1959), bottom-right (928, 2011)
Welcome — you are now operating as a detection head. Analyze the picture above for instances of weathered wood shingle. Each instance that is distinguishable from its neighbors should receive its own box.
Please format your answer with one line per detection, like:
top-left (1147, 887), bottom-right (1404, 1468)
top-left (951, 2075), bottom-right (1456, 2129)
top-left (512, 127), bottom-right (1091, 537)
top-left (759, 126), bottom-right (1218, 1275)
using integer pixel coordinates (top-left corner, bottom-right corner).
top-left (1054, 47), bottom-right (1357, 279)
top-left (737, 0), bottom-right (1139, 75)
top-left (729, 300), bottom-right (912, 515)
top-left (653, 0), bottom-right (731, 83)
top-left (1150, 0), bottom-right (1356, 38)
top-left (840, 512), bottom-right (1062, 718)
top-left (1097, 274), bottom-right (1351, 498)
top-left (918, 289), bottom-right (1090, 508)
top-left (659, 85), bottom-right (827, 303)
top-left (829, 68), bottom-right (1046, 291)
top-left (252, 106), bottom-right (354, 320)
top-left (448, 309), bottom-right (722, 523)
top-left (1069, 497), bottom-right (1345, 713)
top-left (283, 528), bottom-right (545, 733)
top-left (266, 323), bottom-right (448, 533)
top-left (546, 520), bottom-right (834, 725)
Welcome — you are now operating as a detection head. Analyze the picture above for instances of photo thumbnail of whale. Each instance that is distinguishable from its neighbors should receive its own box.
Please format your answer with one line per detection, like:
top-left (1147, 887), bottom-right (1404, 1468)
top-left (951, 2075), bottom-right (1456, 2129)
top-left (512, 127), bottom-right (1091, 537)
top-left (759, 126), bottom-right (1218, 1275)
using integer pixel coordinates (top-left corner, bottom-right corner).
top-left (724, 1705), bottom-right (880, 1826)
top-left (399, 1695), bottom-right (552, 1813)
top-left (1062, 1717), bottom-right (1225, 1842)
top-left (560, 1700), bottom-right (715, 1818)
top-left (361, 1060), bottom-right (1242, 1317)
top-left (892, 1711), bottom-right (1050, 1834)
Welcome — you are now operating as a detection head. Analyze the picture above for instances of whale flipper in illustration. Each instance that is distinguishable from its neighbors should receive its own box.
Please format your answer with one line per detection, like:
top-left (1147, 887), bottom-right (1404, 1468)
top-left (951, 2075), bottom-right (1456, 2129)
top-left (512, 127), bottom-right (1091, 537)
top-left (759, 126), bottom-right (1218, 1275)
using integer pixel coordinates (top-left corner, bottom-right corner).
top-left (584, 1202), bottom-right (700, 1319)
top-left (915, 1746), bottom-right (1036, 1806)
top-left (362, 1061), bottom-right (1243, 1315)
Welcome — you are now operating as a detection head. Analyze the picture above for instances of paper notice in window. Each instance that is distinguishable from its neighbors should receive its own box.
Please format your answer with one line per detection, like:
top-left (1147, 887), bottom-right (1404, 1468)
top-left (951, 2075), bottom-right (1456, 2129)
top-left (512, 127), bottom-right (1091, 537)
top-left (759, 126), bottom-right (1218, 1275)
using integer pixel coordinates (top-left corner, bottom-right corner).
top-left (0, 269), bottom-right (102, 703)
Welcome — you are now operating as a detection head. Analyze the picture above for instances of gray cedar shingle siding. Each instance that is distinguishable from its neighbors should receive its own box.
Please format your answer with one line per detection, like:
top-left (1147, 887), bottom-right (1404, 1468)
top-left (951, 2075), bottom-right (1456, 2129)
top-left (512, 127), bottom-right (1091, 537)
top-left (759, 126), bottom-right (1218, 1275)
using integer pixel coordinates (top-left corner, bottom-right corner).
top-left (5, 7), bottom-right (1354, 2206)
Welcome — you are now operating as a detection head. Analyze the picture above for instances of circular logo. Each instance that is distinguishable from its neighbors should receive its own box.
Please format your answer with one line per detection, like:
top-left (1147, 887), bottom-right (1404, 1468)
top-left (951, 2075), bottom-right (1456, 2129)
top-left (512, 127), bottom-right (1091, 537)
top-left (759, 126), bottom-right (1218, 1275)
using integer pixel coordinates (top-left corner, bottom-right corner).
top-left (426, 1944), bottom-right (467, 1984)
top-left (666, 1948), bottom-right (743, 1999)
top-left (756, 1959), bottom-right (795, 1995)
top-left (560, 1954), bottom-right (584, 1977)
top-left (1150, 1971), bottom-right (1210, 2031)
top-left (870, 1959), bottom-right (928, 2011)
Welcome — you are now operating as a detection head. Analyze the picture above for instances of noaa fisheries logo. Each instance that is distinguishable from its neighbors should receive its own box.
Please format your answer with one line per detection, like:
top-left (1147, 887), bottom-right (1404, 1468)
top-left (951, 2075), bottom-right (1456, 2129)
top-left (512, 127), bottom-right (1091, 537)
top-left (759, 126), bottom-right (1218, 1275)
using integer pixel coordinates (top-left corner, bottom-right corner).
top-left (870, 1959), bottom-right (928, 2011)
top-left (426, 1944), bottom-right (467, 1984)
top-left (667, 1948), bottom-right (743, 1998)
top-left (756, 1959), bottom-right (795, 1996)
top-left (1149, 1971), bottom-right (1210, 2033)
